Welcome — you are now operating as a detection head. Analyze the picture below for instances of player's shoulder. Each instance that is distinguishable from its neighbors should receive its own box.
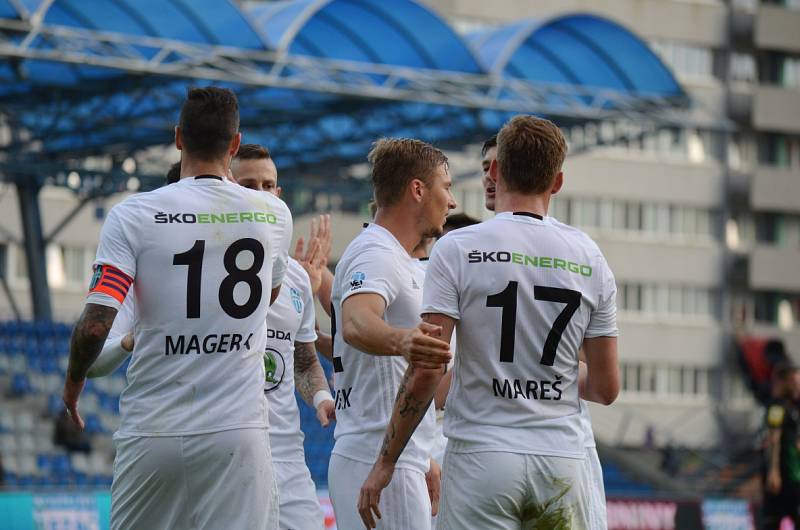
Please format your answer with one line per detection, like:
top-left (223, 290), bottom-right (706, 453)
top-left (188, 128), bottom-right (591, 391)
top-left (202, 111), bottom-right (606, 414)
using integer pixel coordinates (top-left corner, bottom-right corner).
top-left (342, 224), bottom-right (399, 258)
top-left (547, 216), bottom-right (605, 257)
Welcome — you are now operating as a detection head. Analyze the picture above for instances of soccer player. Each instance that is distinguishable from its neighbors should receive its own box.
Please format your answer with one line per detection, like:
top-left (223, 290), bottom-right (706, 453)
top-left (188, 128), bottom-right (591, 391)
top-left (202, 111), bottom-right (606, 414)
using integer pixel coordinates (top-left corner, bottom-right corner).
top-left (489, 131), bottom-right (612, 528)
top-left (232, 143), bottom-right (335, 530)
top-left (62, 87), bottom-right (292, 530)
top-left (359, 115), bottom-right (620, 529)
top-left (329, 138), bottom-right (455, 530)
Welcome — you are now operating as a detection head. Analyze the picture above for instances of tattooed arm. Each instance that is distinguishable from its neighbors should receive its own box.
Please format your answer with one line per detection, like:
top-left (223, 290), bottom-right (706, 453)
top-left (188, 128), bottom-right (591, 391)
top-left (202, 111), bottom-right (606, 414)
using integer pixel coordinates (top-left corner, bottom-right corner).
top-left (294, 340), bottom-right (335, 427)
top-left (63, 303), bottom-right (118, 428)
top-left (357, 312), bottom-right (456, 529)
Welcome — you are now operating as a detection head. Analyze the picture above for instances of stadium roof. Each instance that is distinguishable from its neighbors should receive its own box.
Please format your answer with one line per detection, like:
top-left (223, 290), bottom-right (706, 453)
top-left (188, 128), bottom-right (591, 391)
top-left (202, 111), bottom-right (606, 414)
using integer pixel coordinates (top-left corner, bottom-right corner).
top-left (0, 0), bottom-right (693, 190)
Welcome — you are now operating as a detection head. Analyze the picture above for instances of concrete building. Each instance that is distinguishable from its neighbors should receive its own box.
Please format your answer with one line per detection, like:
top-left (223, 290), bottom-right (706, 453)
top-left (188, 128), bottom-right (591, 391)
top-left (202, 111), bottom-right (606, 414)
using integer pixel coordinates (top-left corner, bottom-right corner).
top-left (433, 0), bottom-right (800, 448)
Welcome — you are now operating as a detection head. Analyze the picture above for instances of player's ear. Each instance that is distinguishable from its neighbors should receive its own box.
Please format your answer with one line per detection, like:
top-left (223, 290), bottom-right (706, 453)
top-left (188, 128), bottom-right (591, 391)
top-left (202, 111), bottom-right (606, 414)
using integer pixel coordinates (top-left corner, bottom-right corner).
top-left (551, 171), bottom-right (564, 195)
top-left (276, 186), bottom-right (282, 199)
top-left (175, 126), bottom-right (183, 151)
top-left (489, 159), bottom-right (499, 185)
top-left (410, 178), bottom-right (425, 203)
top-left (229, 132), bottom-right (242, 157)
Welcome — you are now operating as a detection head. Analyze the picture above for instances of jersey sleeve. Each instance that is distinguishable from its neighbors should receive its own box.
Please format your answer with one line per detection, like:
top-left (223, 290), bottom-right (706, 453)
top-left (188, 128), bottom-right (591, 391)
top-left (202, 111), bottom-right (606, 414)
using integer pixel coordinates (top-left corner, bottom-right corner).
top-left (296, 268), bottom-right (318, 344)
top-left (339, 246), bottom-right (402, 308)
top-left (421, 236), bottom-right (460, 320)
top-left (585, 253), bottom-right (618, 338)
top-left (271, 201), bottom-right (293, 289)
top-left (86, 202), bottom-right (137, 310)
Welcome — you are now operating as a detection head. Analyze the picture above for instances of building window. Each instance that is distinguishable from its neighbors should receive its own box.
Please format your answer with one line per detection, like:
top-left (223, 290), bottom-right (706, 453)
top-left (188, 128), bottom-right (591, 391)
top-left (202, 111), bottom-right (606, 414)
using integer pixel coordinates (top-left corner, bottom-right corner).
top-left (62, 246), bottom-right (91, 286)
top-left (730, 53), bottom-right (757, 83)
top-left (619, 283), bottom-right (717, 320)
top-left (651, 41), bottom-right (715, 80)
top-left (620, 363), bottom-right (712, 398)
top-left (758, 133), bottom-right (793, 167)
top-left (14, 244), bottom-right (27, 281)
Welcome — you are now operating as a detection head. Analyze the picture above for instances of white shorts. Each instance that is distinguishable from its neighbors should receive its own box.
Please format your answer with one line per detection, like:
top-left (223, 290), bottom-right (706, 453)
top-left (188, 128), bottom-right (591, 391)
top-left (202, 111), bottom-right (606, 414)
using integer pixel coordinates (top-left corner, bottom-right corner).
top-left (581, 446), bottom-right (607, 530)
top-left (111, 428), bottom-right (278, 530)
top-left (328, 454), bottom-right (432, 530)
top-left (275, 460), bottom-right (325, 530)
top-left (438, 448), bottom-right (588, 530)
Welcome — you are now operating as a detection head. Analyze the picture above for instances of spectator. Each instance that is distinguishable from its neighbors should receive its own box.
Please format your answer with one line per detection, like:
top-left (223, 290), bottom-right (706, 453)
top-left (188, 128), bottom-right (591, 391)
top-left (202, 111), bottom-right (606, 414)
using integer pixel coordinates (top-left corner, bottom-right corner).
top-left (762, 363), bottom-right (800, 530)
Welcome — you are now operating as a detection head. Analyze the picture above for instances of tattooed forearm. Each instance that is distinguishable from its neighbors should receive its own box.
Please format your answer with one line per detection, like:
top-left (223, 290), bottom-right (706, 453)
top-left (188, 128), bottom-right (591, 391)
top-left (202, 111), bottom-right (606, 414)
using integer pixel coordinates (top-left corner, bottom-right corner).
top-left (68, 303), bottom-right (117, 382)
top-left (379, 364), bottom-right (435, 463)
top-left (294, 341), bottom-right (329, 406)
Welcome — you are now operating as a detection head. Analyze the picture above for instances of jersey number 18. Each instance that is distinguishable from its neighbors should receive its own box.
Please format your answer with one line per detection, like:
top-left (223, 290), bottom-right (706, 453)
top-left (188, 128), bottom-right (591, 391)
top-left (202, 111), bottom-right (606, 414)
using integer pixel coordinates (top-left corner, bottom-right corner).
top-left (173, 238), bottom-right (265, 319)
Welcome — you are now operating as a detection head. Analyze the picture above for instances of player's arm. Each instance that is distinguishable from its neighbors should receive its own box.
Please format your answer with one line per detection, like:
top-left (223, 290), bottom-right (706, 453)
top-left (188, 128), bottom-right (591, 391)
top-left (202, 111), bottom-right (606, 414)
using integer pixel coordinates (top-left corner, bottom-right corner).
top-left (318, 268), bottom-right (334, 317)
top-left (341, 293), bottom-right (450, 368)
top-left (434, 369), bottom-right (452, 410)
top-left (270, 200), bottom-right (294, 306)
top-left (64, 303), bottom-right (118, 428)
top-left (580, 336), bottom-right (619, 405)
top-left (766, 405), bottom-right (784, 494)
top-left (64, 204), bottom-right (136, 428)
top-left (87, 332), bottom-right (133, 378)
top-left (358, 312), bottom-right (455, 528)
top-left (294, 341), bottom-right (335, 427)
top-left (315, 326), bottom-right (333, 362)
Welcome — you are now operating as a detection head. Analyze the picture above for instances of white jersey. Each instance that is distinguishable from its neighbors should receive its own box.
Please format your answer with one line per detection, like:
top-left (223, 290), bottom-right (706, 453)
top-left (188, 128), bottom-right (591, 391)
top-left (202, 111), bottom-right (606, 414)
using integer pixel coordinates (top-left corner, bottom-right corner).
top-left (331, 224), bottom-right (436, 473)
top-left (422, 212), bottom-right (617, 458)
top-left (264, 258), bottom-right (318, 462)
top-left (107, 292), bottom-right (135, 343)
top-left (580, 400), bottom-right (596, 448)
top-left (88, 175), bottom-right (292, 436)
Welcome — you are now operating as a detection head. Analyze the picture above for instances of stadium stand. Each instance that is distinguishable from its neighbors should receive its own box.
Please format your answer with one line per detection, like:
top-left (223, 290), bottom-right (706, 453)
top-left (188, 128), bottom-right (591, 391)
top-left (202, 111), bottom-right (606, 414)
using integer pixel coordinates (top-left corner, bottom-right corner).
top-left (0, 320), bottom-right (338, 491)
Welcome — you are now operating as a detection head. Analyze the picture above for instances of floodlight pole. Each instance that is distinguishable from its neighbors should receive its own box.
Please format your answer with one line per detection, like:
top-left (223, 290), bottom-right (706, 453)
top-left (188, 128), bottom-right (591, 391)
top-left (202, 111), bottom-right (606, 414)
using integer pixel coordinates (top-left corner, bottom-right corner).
top-left (16, 178), bottom-right (52, 321)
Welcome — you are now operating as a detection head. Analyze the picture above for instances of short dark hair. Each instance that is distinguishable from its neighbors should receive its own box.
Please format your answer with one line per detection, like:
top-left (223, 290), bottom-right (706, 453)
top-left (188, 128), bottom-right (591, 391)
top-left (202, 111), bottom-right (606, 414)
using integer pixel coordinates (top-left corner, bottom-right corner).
top-left (178, 86), bottom-right (239, 161)
top-left (497, 115), bottom-right (567, 195)
top-left (481, 134), bottom-right (497, 157)
top-left (236, 143), bottom-right (271, 161)
top-left (443, 213), bottom-right (480, 232)
top-left (165, 161), bottom-right (181, 185)
top-left (368, 138), bottom-right (448, 208)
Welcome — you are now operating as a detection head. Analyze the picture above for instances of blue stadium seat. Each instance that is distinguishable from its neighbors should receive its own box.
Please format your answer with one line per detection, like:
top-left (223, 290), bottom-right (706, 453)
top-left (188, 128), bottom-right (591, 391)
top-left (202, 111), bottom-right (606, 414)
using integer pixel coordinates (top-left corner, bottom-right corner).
top-left (84, 414), bottom-right (104, 435)
top-left (10, 372), bottom-right (32, 395)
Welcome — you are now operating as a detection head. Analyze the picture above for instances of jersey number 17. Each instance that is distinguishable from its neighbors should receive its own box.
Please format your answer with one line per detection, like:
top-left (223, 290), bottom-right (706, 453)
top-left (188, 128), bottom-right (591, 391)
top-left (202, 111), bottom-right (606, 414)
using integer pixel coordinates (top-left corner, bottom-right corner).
top-left (487, 281), bottom-right (581, 366)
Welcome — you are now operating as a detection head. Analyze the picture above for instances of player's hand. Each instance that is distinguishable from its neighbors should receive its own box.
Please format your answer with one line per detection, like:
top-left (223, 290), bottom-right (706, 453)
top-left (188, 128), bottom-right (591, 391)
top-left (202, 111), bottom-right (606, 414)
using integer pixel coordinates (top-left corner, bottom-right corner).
top-left (766, 469), bottom-right (782, 494)
top-left (121, 332), bottom-right (134, 352)
top-left (426, 458), bottom-right (441, 516)
top-left (400, 322), bottom-right (451, 369)
top-left (316, 214), bottom-right (332, 268)
top-left (358, 461), bottom-right (395, 529)
top-left (295, 236), bottom-right (324, 294)
top-left (316, 399), bottom-right (335, 428)
top-left (62, 374), bottom-right (86, 430)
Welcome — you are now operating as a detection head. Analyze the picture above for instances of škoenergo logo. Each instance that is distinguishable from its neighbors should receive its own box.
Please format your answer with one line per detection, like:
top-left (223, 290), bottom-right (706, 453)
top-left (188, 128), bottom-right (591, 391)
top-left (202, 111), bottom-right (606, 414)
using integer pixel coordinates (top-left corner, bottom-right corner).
top-left (154, 211), bottom-right (278, 224)
top-left (468, 250), bottom-right (592, 277)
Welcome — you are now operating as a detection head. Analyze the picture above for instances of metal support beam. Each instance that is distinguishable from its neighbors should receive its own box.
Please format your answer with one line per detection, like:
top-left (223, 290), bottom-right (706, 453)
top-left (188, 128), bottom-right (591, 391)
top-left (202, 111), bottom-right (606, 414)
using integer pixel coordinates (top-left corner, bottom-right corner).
top-left (15, 179), bottom-right (51, 320)
top-left (43, 196), bottom-right (91, 246)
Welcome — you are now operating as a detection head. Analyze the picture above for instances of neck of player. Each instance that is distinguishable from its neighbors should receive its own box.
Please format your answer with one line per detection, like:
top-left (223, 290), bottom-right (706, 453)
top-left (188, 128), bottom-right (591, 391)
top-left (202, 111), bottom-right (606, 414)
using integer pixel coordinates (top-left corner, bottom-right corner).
top-left (493, 189), bottom-right (550, 218)
top-left (179, 157), bottom-right (231, 180)
top-left (374, 207), bottom-right (427, 255)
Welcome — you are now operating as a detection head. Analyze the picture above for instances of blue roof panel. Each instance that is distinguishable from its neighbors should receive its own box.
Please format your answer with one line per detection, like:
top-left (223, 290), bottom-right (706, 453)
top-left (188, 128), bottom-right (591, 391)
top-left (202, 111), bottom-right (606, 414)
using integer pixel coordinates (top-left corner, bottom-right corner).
top-left (0, 0), bottom-right (18, 18)
top-left (248, 0), bottom-right (482, 72)
top-left (470, 14), bottom-right (683, 97)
